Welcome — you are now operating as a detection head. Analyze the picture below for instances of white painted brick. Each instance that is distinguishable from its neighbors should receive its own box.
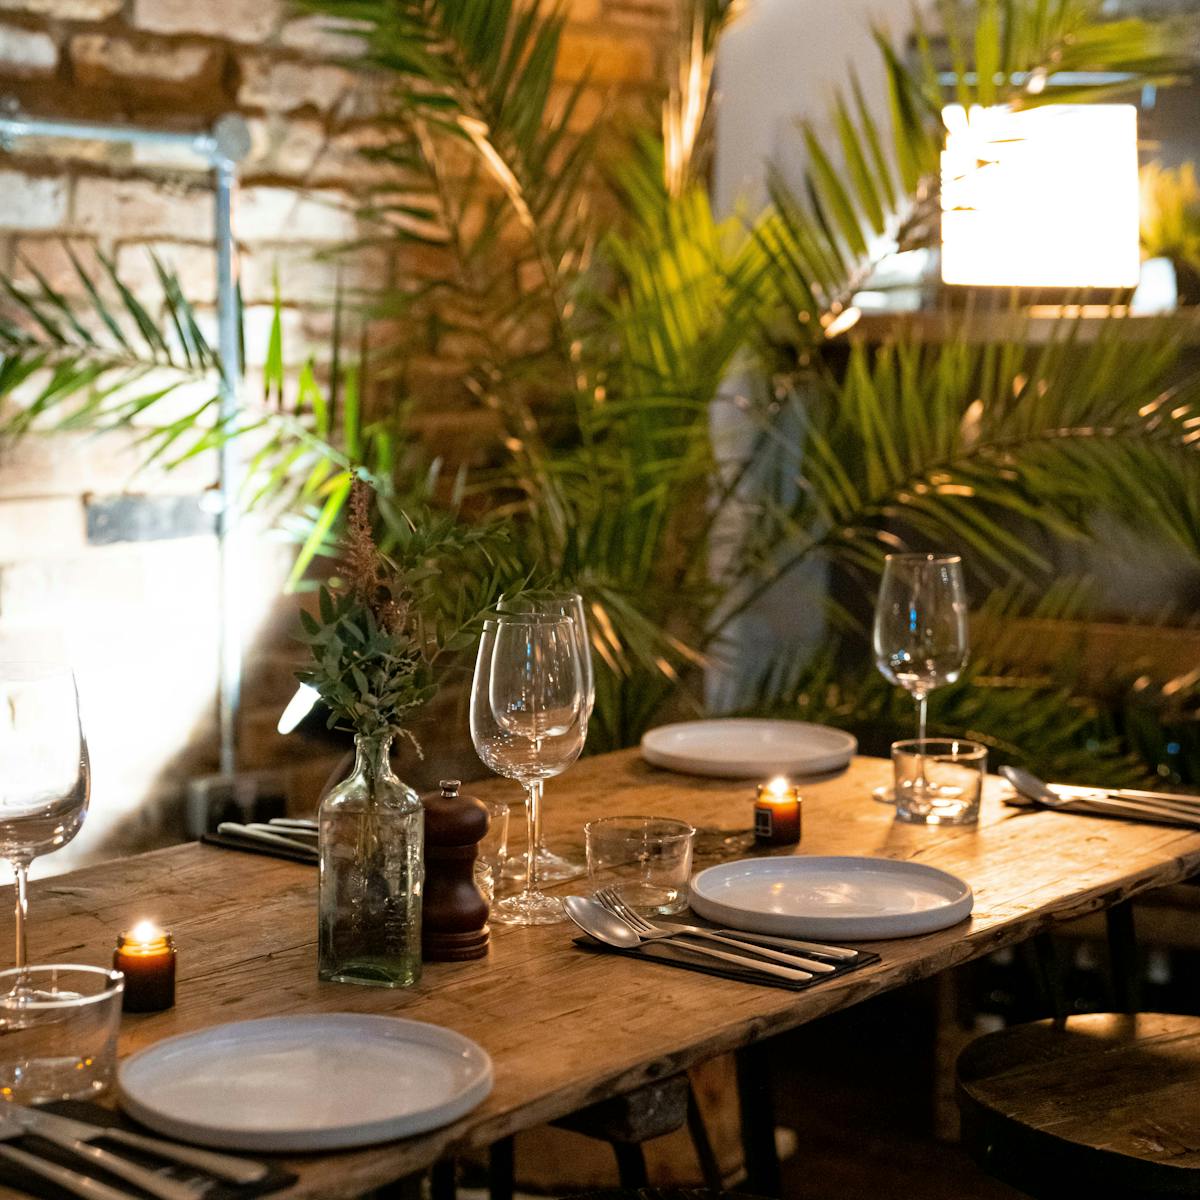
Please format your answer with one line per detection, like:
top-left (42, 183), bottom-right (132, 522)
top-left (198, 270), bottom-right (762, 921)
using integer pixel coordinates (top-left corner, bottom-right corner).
top-left (235, 186), bottom-right (358, 242)
top-left (0, 0), bottom-right (120, 16)
top-left (279, 14), bottom-right (370, 57)
top-left (0, 497), bottom-right (85, 559)
top-left (0, 24), bottom-right (56, 74)
top-left (237, 56), bottom-right (361, 115)
top-left (132, 0), bottom-right (281, 44)
top-left (72, 176), bottom-right (213, 239)
top-left (0, 171), bottom-right (68, 231)
top-left (113, 240), bottom-right (218, 304)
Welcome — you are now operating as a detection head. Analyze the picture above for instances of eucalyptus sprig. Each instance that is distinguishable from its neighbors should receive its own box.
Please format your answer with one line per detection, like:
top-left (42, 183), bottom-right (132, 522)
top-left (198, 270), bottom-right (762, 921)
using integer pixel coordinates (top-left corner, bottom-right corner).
top-left (297, 585), bottom-right (435, 744)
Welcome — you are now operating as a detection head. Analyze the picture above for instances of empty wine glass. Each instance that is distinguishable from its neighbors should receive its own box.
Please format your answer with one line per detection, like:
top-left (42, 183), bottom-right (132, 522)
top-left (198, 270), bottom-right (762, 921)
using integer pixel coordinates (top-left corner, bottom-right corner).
top-left (0, 663), bottom-right (89, 971)
top-left (470, 615), bottom-right (585, 925)
top-left (871, 555), bottom-right (969, 804)
top-left (497, 590), bottom-right (594, 883)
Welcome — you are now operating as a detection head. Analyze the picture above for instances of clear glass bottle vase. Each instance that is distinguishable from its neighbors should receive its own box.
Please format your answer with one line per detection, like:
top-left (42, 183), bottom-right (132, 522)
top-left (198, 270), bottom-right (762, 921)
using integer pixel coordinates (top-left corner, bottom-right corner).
top-left (318, 733), bottom-right (424, 987)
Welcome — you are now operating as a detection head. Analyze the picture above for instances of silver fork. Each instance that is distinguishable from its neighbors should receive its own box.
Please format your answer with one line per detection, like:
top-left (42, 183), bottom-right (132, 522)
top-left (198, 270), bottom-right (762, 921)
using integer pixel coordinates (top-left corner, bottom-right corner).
top-left (594, 888), bottom-right (837, 975)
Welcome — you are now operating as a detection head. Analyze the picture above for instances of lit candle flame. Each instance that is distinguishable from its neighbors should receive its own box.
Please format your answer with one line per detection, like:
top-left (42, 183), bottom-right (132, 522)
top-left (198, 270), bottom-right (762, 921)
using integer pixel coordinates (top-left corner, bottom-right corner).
top-left (128, 920), bottom-right (164, 946)
top-left (766, 776), bottom-right (790, 799)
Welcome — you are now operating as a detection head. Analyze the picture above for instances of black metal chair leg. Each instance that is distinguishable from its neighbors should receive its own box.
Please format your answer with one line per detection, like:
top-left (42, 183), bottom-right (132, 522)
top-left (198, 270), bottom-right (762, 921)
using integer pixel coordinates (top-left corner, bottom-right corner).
top-left (430, 1159), bottom-right (456, 1200)
top-left (736, 1041), bottom-right (782, 1197)
top-left (488, 1136), bottom-right (515, 1200)
top-left (612, 1141), bottom-right (649, 1188)
top-left (687, 1080), bottom-right (725, 1191)
top-left (1107, 900), bottom-right (1141, 1014)
top-left (1019, 931), bottom-right (1068, 1023)
top-left (372, 1174), bottom-right (423, 1200)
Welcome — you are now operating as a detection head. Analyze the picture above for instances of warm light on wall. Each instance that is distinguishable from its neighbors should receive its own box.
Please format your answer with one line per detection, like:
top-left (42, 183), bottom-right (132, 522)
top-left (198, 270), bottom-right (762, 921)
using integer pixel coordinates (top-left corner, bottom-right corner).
top-left (941, 103), bottom-right (1141, 289)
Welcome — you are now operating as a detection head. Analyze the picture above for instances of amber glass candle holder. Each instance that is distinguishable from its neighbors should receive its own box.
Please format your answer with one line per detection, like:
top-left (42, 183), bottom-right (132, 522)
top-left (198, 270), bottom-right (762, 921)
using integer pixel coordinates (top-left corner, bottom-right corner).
top-left (113, 922), bottom-right (176, 1013)
top-left (754, 777), bottom-right (802, 847)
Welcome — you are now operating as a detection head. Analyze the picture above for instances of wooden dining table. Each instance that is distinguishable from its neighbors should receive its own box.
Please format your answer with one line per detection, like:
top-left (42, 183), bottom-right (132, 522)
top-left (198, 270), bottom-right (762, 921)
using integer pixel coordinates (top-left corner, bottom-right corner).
top-left (12, 747), bottom-right (1200, 1200)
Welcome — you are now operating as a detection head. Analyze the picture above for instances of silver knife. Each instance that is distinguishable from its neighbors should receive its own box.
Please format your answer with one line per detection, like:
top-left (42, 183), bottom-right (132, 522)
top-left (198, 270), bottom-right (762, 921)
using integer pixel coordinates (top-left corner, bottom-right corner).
top-left (0, 1138), bottom-right (134, 1200)
top-left (1052, 783), bottom-right (1200, 809)
top-left (216, 822), bottom-right (319, 857)
top-left (709, 929), bottom-right (859, 961)
top-left (3, 1107), bottom-right (200, 1200)
top-left (5, 1105), bottom-right (269, 1185)
top-left (245, 822), bottom-right (318, 840)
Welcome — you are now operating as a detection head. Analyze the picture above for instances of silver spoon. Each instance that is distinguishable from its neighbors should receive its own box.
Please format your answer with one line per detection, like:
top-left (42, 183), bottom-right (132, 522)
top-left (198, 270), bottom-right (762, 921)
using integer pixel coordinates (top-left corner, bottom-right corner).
top-left (1002, 766), bottom-right (1200, 829)
top-left (563, 895), bottom-right (813, 983)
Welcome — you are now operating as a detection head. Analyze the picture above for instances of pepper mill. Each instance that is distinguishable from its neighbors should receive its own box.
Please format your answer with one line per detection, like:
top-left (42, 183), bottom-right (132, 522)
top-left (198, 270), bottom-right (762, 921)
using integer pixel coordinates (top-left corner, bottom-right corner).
top-left (421, 779), bottom-right (490, 961)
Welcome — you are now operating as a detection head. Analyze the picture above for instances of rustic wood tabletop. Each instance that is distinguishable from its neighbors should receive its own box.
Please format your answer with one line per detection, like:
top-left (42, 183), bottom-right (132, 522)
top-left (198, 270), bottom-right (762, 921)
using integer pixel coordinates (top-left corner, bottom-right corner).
top-left (11, 748), bottom-right (1200, 1199)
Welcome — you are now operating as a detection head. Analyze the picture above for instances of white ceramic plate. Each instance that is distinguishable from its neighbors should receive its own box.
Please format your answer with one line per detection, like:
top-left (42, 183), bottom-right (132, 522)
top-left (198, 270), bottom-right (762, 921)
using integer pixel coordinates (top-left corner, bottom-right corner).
top-left (689, 855), bottom-right (973, 940)
top-left (640, 719), bottom-right (857, 779)
top-left (117, 1013), bottom-right (493, 1152)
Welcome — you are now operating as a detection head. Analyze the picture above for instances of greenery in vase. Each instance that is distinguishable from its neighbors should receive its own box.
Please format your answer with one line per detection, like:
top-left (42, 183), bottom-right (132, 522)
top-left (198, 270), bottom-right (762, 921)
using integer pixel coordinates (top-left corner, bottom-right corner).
top-left (297, 478), bottom-right (515, 747)
top-left (298, 480), bottom-right (434, 743)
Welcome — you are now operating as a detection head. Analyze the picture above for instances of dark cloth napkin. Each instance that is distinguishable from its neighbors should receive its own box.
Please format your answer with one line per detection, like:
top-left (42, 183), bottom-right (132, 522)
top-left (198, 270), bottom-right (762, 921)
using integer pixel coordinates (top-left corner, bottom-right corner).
top-left (200, 832), bottom-right (317, 864)
top-left (572, 931), bottom-right (879, 991)
top-left (0, 1101), bottom-right (296, 1200)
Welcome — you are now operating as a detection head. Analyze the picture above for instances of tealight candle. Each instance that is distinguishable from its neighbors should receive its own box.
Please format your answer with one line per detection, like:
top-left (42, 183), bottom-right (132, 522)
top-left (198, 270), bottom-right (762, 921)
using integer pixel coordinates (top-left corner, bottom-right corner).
top-left (114, 920), bottom-right (176, 1013)
top-left (754, 776), bottom-right (802, 847)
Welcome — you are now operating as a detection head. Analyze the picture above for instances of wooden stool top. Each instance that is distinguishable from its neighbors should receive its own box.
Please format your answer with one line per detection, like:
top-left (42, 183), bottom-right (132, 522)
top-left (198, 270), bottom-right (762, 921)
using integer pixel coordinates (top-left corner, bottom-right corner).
top-left (958, 1012), bottom-right (1200, 1198)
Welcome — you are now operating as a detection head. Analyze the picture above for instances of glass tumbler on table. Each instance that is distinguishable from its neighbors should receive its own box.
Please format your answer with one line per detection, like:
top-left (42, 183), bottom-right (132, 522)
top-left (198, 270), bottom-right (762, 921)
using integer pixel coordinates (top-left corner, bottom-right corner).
top-left (585, 816), bottom-right (695, 916)
top-left (470, 614), bottom-right (585, 926)
top-left (0, 965), bottom-right (123, 1102)
top-left (893, 738), bottom-right (986, 825)
top-left (871, 554), bottom-right (969, 804)
top-left (497, 590), bottom-right (594, 884)
top-left (0, 662), bottom-right (89, 976)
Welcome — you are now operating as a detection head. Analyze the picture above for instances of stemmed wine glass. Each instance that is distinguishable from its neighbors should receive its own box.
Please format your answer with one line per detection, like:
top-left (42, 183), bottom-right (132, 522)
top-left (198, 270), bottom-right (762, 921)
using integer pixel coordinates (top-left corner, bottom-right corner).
top-left (0, 663), bottom-right (90, 970)
top-left (871, 555), bottom-right (969, 803)
top-left (497, 590), bottom-right (593, 882)
top-left (470, 615), bottom-right (585, 925)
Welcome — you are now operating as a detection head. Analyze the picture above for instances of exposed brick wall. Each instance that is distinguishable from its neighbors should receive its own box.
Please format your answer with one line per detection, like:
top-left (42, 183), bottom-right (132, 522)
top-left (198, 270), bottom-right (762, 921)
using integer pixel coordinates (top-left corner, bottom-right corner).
top-left (0, 0), bottom-right (675, 875)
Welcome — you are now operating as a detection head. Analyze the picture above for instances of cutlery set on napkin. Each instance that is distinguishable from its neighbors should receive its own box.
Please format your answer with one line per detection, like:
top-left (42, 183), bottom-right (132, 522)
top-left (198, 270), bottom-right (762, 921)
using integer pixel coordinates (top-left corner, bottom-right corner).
top-left (564, 893), bottom-right (878, 990)
top-left (0, 1101), bottom-right (294, 1200)
top-left (1001, 766), bottom-right (1200, 831)
top-left (201, 818), bottom-right (318, 863)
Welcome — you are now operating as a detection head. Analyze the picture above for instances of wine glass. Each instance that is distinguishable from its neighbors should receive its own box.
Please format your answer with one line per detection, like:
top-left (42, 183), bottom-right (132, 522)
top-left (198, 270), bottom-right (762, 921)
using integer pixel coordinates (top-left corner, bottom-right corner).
top-left (497, 590), bottom-right (594, 882)
top-left (871, 555), bottom-right (969, 804)
top-left (0, 663), bottom-right (89, 970)
top-left (470, 615), bottom-right (585, 925)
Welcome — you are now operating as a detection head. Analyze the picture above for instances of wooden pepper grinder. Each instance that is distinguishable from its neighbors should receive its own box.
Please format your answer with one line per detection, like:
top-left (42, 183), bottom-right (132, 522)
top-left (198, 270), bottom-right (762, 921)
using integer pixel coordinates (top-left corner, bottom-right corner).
top-left (421, 779), bottom-right (491, 961)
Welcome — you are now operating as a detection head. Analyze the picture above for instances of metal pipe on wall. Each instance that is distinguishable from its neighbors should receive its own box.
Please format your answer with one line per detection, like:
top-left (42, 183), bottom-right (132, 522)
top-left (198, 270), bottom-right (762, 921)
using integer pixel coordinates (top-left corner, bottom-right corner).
top-left (0, 105), bottom-right (251, 777)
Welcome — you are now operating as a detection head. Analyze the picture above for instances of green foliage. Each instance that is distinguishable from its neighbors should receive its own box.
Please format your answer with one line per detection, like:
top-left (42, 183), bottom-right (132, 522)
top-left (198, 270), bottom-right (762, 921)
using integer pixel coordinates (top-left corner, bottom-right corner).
top-left (0, 248), bottom-right (222, 463)
top-left (2, 0), bottom-right (1199, 784)
top-left (297, 584), bottom-right (434, 740)
top-left (296, 481), bottom-right (517, 740)
top-left (1141, 162), bottom-right (1200, 274)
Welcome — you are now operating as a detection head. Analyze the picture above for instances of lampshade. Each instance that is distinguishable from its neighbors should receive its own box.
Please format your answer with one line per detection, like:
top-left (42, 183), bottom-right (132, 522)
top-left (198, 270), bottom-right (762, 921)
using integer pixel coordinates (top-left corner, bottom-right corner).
top-left (941, 103), bottom-right (1141, 289)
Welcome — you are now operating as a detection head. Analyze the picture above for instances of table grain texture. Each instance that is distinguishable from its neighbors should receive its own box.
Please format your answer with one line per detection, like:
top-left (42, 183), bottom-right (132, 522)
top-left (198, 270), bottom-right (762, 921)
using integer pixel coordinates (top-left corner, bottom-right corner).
top-left (11, 749), bottom-right (1200, 1199)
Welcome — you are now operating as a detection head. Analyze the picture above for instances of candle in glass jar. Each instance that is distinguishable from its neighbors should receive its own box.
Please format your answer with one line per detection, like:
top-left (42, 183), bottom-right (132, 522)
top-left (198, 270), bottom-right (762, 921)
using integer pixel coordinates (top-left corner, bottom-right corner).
top-left (114, 921), bottom-right (176, 1012)
top-left (754, 776), bottom-right (802, 847)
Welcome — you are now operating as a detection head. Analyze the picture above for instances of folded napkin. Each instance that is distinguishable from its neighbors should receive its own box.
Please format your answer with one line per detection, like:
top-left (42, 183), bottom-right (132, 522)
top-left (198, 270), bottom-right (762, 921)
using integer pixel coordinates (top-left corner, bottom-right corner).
top-left (0, 1100), bottom-right (295, 1200)
top-left (201, 831), bottom-right (318, 864)
top-left (573, 934), bottom-right (878, 991)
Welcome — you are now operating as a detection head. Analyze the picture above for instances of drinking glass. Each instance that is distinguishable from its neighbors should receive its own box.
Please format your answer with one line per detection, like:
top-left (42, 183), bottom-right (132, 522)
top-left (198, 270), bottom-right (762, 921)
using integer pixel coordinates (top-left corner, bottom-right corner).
top-left (470, 615), bottom-right (585, 925)
top-left (871, 555), bottom-right (968, 804)
top-left (0, 663), bottom-right (89, 971)
top-left (497, 590), bottom-right (594, 883)
top-left (0, 965), bottom-right (122, 1101)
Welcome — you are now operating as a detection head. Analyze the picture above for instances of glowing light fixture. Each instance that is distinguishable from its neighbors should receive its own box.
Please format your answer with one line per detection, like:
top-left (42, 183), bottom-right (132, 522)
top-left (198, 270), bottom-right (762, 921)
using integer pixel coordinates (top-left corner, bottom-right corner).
top-left (941, 103), bottom-right (1141, 288)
